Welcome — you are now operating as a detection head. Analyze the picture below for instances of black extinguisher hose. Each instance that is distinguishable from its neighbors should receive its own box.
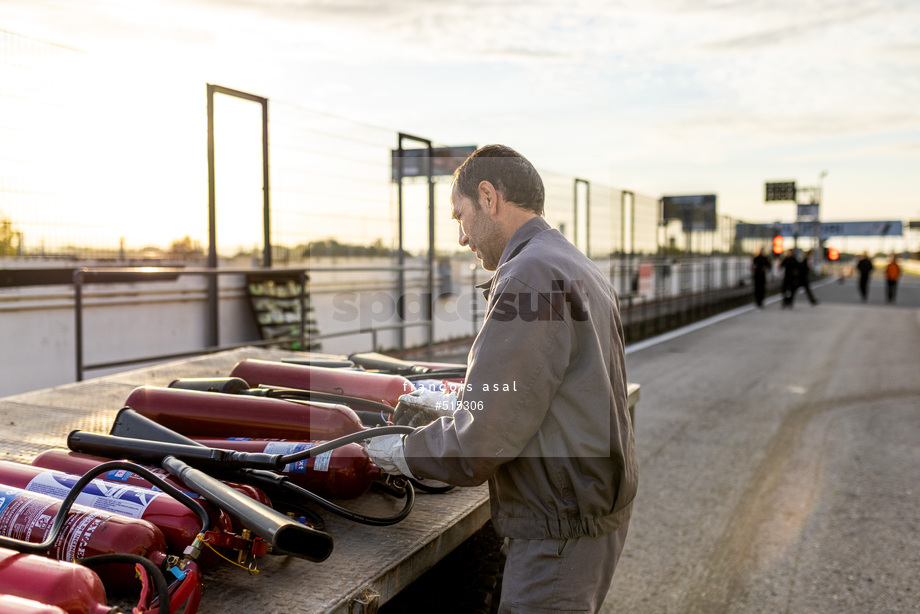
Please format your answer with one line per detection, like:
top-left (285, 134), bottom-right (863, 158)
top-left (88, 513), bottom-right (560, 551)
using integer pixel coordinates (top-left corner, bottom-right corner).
top-left (274, 421), bottom-right (455, 495)
top-left (267, 424), bottom-right (417, 526)
top-left (78, 553), bottom-right (170, 614)
top-left (280, 479), bottom-right (415, 527)
top-left (275, 425), bottom-right (415, 463)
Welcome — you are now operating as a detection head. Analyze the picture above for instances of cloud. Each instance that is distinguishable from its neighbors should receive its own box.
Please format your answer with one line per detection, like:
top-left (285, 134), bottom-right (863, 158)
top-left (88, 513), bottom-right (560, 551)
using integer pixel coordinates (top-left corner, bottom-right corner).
top-left (4, 0), bottom-right (918, 226)
top-left (873, 41), bottom-right (920, 64)
top-left (3, 0), bottom-right (219, 48)
top-left (663, 109), bottom-right (920, 142)
top-left (784, 138), bottom-right (920, 164)
top-left (701, 4), bottom-right (890, 51)
top-left (179, 0), bottom-right (632, 63)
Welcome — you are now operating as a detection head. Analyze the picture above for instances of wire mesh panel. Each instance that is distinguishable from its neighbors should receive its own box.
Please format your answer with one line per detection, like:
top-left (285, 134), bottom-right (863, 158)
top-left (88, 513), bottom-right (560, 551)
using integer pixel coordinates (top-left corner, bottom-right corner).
top-left (537, 170), bottom-right (573, 243)
top-left (633, 192), bottom-right (660, 255)
top-left (268, 102), bottom-right (398, 260)
top-left (0, 31), bottom-right (91, 257)
top-left (588, 183), bottom-right (621, 259)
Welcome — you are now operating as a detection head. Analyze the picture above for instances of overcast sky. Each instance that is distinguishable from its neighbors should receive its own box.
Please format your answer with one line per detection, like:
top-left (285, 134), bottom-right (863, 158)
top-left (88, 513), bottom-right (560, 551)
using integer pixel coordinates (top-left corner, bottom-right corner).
top-left (3, 0), bottom-right (919, 251)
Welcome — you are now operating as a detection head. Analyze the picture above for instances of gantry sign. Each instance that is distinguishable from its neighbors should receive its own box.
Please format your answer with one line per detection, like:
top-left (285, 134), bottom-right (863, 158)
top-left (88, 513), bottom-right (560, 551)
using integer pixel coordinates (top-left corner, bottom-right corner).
top-left (764, 178), bottom-right (825, 250)
top-left (765, 180), bottom-right (822, 218)
top-left (736, 220), bottom-right (904, 240)
top-left (765, 181), bottom-right (797, 203)
top-left (661, 194), bottom-right (718, 232)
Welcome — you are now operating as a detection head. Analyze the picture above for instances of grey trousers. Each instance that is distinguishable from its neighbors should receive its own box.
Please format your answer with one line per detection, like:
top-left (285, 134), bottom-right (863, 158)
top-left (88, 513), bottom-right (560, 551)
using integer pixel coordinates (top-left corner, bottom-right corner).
top-left (497, 522), bottom-right (630, 614)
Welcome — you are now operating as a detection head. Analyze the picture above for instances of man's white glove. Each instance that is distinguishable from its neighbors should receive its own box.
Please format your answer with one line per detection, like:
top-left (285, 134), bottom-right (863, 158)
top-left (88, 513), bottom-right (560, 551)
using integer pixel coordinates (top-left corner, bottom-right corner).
top-left (393, 388), bottom-right (458, 427)
top-left (364, 434), bottom-right (415, 478)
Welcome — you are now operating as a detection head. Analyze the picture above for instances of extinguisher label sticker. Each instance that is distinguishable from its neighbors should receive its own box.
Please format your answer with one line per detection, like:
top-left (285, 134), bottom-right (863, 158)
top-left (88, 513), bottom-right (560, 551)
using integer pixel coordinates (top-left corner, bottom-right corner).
top-left (101, 468), bottom-right (200, 498)
top-left (313, 451), bottom-right (332, 472)
top-left (0, 486), bottom-right (112, 561)
top-left (24, 473), bottom-right (159, 520)
top-left (262, 441), bottom-right (331, 473)
top-left (62, 509), bottom-right (111, 561)
top-left (0, 489), bottom-right (22, 514)
top-left (0, 489), bottom-right (54, 541)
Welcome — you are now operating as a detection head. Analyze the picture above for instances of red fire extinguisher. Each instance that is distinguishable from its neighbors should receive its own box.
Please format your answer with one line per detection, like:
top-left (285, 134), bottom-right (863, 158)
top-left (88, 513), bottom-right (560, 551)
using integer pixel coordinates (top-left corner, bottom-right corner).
top-left (230, 359), bottom-right (415, 408)
top-left (0, 460), bottom-right (215, 557)
top-left (192, 438), bottom-right (382, 500)
top-left (0, 546), bottom-right (112, 614)
top-left (124, 386), bottom-right (365, 440)
top-left (0, 485), bottom-right (167, 587)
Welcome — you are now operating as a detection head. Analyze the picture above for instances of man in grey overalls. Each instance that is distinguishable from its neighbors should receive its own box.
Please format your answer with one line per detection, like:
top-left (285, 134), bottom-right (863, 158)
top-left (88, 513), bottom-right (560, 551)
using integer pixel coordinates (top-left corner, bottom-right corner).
top-left (367, 145), bottom-right (638, 613)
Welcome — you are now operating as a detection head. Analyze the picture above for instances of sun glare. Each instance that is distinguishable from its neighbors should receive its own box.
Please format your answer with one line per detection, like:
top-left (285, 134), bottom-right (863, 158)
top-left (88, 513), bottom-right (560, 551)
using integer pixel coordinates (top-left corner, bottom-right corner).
top-left (1, 29), bottom-right (281, 258)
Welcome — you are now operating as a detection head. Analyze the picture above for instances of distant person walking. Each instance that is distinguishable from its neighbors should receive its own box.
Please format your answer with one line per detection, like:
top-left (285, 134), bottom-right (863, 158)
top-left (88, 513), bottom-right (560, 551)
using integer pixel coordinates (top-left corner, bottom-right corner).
top-left (798, 249), bottom-right (819, 306)
top-left (780, 249), bottom-right (800, 308)
top-left (751, 247), bottom-right (771, 308)
top-left (885, 254), bottom-right (901, 303)
top-left (857, 252), bottom-right (873, 302)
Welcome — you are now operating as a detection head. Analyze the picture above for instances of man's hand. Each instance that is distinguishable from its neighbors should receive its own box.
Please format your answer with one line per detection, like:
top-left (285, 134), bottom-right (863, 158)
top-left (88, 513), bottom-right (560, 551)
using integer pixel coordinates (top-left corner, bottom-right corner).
top-left (364, 434), bottom-right (415, 478)
top-left (393, 388), bottom-right (458, 427)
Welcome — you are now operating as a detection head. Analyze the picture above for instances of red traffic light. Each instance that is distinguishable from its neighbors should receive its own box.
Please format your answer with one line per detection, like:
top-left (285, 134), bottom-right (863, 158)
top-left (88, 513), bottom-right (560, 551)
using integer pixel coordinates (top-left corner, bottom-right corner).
top-left (827, 247), bottom-right (839, 261)
top-left (772, 235), bottom-right (784, 255)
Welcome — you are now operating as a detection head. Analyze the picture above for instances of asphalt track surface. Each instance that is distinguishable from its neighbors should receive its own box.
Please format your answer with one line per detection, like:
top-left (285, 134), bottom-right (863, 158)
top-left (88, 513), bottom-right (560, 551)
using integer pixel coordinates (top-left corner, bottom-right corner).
top-left (604, 273), bottom-right (920, 613)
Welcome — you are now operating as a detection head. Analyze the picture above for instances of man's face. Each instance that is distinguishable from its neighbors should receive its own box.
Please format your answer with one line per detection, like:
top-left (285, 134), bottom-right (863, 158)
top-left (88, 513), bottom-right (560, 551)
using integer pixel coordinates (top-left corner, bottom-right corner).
top-left (451, 184), bottom-right (504, 271)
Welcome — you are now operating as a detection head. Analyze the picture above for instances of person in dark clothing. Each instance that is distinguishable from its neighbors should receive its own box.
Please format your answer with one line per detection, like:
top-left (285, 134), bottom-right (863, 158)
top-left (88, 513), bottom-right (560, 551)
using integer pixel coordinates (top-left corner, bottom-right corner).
top-left (751, 247), bottom-right (771, 308)
top-left (780, 249), bottom-right (800, 308)
top-left (798, 249), bottom-right (819, 306)
top-left (857, 251), bottom-right (873, 302)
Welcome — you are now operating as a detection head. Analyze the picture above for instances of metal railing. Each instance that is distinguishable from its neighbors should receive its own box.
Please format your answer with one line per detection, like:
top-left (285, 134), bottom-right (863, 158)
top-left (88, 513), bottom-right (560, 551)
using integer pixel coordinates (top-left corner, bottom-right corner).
top-left (72, 265), bottom-right (432, 381)
top-left (64, 256), bottom-right (772, 381)
top-left (309, 322), bottom-right (431, 355)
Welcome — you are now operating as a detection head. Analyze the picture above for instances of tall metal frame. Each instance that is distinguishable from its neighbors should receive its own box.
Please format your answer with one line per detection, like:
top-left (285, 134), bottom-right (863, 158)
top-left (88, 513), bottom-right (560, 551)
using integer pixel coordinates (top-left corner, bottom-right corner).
top-left (620, 190), bottom-right (635, 293)
top-left (395, 133), bottom-right (435, 354)
top-left (206, 84), bottom-right (270, 347)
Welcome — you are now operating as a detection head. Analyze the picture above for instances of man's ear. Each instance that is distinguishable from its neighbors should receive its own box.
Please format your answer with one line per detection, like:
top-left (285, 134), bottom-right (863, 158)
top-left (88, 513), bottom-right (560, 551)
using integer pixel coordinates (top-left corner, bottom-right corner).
top-left (478, 181), bottom-right (499, 216)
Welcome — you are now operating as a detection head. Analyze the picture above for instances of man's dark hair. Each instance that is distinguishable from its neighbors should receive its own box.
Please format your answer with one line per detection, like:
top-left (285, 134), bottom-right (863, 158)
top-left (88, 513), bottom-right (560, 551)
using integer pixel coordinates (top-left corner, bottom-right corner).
top-left (452, 145), bottom-right (545, 215)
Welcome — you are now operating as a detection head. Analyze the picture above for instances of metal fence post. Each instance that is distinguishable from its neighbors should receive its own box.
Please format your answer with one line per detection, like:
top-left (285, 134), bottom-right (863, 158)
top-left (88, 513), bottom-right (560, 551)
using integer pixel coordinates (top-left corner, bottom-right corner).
top-left (427, 141), bottom-right (435, 361)
top-left (300, 269), bottom-right (308, 350)
top-left (73, 268), bottom-right (85, 382)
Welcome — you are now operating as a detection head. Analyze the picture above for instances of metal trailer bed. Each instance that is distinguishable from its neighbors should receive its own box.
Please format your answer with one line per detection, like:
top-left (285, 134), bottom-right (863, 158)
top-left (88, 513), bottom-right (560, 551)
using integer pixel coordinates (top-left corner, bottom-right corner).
top-left (0, 347), bottom-right (638, 613)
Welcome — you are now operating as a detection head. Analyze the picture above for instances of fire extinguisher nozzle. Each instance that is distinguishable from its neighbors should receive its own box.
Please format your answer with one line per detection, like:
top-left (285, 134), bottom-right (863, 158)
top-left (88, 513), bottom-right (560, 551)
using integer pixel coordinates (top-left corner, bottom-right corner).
top-left (161, 456), bottom-right (334, 562)
top-left (109, 407), bottom-right (201, 445)
top-left (273, 523), bottom-right (335, 563)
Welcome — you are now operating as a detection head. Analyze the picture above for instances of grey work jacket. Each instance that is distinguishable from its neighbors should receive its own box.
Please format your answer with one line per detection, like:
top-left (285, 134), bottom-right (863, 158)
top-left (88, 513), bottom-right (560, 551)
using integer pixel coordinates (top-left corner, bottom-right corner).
top-left (404, 216), bottom-right (638, 540)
